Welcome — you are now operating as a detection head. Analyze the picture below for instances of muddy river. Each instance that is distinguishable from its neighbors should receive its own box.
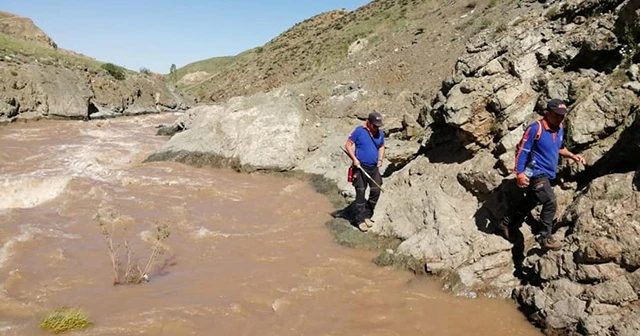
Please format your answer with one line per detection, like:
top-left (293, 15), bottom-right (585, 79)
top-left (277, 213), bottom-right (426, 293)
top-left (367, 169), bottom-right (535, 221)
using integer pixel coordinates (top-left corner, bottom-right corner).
top-left (0, 114), bottom-right (541, 335)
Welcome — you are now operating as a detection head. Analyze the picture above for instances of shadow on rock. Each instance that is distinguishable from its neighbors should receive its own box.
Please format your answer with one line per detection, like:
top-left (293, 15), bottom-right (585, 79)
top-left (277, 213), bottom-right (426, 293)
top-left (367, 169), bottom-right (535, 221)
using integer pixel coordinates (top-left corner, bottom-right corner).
top-left (419, 123), bottom-right (474, 164)
top-left (472, 177), bottom-right (543, 284)
top-left (575, 106), bottom-right (640, 188)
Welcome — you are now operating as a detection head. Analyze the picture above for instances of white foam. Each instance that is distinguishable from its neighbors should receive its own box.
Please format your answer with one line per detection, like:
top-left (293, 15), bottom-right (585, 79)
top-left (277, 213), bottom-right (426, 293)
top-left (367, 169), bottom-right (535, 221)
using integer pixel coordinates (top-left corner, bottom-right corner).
top-left (193, 227), bottom-right (232, 239)
top-left (0, 176), bottom-right (71, 210)
top-left (0, 226), bottom-right (41, 269)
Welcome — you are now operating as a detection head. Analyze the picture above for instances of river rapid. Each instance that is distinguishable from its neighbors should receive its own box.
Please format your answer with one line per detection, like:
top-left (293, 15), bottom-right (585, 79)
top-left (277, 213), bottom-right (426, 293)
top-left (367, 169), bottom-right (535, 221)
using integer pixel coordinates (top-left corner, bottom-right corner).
top-left (0, 114), bottom-right (541, 335)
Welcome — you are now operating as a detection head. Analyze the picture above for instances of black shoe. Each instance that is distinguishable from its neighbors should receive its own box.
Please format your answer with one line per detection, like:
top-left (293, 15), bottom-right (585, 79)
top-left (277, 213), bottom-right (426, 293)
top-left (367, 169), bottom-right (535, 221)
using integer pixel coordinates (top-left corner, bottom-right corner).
top-left (497, 223), bottom-right (510, 241)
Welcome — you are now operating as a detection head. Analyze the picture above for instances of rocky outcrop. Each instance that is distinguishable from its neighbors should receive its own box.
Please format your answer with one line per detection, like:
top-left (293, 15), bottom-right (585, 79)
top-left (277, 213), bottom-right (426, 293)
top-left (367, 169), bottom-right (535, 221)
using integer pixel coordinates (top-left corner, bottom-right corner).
top-left (0, 59), bottom-right (191, 123)
top-left (0, 11), bottom-right (191, 123)
top-left (149, 89), bottom-right (313, 170)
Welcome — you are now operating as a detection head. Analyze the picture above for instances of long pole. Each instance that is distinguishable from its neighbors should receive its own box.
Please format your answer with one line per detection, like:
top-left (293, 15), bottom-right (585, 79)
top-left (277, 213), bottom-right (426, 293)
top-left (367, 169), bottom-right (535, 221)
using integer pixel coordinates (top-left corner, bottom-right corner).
top-left (340, 147), bottom-right (385, 192)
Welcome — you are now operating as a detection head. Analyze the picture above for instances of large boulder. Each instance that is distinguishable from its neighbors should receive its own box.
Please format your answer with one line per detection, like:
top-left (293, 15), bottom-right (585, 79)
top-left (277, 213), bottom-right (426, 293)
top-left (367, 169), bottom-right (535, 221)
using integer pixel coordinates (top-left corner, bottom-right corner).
top-left (371, 153), bottom-right (516, 295)
top-left (153, 89), bottom-right (309, 170)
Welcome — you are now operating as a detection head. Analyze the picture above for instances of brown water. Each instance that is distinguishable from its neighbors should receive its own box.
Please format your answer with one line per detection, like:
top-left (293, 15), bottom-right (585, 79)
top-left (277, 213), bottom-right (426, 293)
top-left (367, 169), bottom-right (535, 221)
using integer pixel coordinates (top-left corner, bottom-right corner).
top-left (0, 115), bottom-right (541, 335)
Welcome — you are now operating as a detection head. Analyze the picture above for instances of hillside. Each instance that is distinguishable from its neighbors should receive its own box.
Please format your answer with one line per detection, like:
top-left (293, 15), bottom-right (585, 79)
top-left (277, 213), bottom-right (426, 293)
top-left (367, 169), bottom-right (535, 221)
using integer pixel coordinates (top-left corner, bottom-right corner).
top-left (0, 11), bottom-right (191, 123)
top-left (177, 0), bottom-right (509, 108)
top-left (172, 56), bottom-right (234, 89)
top-left (0, 10), bottom-right (57, 48)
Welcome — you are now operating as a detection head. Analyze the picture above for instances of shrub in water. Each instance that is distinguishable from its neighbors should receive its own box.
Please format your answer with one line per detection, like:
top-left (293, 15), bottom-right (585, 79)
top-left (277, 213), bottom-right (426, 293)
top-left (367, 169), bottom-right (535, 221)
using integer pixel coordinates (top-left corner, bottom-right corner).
top-left (39, 307), bottom-right (91, 334)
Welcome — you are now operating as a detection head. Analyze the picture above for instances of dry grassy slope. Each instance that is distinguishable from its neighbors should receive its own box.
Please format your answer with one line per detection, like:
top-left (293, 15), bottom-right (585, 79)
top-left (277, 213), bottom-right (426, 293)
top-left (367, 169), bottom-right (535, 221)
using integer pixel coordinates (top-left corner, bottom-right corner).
top-left (180, 0), bottom-right (521, 105)
top-left (173, 56), bottom-right (235, 91)
top-left (0, 10), bottom-right (57, 49)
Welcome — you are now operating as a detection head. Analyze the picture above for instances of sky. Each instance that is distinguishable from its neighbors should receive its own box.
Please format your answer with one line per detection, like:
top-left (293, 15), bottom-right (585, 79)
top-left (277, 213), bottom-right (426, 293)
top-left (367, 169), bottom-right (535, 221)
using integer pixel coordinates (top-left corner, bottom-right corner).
top-left (2, 0), bottom-right (371, 73)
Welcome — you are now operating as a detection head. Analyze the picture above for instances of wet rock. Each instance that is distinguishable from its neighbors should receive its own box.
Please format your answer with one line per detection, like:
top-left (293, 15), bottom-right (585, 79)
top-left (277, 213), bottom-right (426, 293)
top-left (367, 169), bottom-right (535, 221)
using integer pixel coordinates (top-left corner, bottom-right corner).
top-left (373, 249), bottom-right (426, 274)
top-left (156, 122), bottom-right (185, 137)
top-left (325, 218), bottom-right (400, 251)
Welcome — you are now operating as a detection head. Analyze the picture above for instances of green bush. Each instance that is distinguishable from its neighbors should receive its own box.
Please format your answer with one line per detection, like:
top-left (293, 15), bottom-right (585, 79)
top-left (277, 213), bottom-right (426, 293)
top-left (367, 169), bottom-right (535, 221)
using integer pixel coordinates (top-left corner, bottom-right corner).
top-left (101, 63), bottom-right (126, 80)
top-left (139, 67), bottom-right (151, 75)
top-left (40, 307), bottom-right (91, 334)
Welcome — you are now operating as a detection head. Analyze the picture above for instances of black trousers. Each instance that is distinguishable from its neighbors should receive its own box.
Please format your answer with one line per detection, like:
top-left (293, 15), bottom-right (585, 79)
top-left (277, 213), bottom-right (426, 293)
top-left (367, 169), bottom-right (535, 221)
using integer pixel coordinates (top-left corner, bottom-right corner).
top-left (503, 175), bottom-right (557, 239)
top-left (353, 164), bottom-right (382, 224)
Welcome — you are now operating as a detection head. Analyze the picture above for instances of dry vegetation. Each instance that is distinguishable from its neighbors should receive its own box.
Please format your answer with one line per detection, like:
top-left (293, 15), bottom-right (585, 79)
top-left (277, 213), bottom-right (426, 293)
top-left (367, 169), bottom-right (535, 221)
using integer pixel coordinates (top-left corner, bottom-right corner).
top-left (96, 210), bottom-right (171, 285)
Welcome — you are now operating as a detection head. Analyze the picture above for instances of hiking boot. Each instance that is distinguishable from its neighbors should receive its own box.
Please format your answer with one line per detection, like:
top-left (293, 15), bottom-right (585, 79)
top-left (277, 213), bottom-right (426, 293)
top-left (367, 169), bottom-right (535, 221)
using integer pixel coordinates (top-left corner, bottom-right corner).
top-left (364, 218), bottom-right (374, 228)
top-left (358, 222), bottom-right (369, 232)
top-left (496, 223), bottom-right (510, 241)
top-left (539, 236), bottom-right (562, 251)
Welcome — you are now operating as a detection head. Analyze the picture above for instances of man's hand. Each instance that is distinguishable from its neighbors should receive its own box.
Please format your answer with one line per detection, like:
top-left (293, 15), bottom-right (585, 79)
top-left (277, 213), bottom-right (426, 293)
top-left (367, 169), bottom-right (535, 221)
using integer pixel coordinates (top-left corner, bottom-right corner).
top-left (352, 158), bottom-right (361, 168)
top-left (517, 173), bottom-right (530, 188)
top-left (377, 159), bottom-right (383, 168)
top-left (571, 154), bottom-right (586, 165)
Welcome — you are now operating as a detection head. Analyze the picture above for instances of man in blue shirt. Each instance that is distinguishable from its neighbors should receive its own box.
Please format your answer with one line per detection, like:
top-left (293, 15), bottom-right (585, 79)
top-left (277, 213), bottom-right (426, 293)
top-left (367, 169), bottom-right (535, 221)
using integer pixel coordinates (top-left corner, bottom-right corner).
top-left (499, 99), bottom-right (586, 250)
top-left (345, 112), bottom-right (386, 232)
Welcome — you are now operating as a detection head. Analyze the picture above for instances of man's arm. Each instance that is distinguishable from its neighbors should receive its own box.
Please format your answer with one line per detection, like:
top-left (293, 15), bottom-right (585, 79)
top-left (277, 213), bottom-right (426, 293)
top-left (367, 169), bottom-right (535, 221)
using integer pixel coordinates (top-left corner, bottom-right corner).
top-left (344, 139), bottom-right (360, 167)
top-left (377, 145), bottom-right (385, 167)
top-left (559, 147), bottom-right (586, 165)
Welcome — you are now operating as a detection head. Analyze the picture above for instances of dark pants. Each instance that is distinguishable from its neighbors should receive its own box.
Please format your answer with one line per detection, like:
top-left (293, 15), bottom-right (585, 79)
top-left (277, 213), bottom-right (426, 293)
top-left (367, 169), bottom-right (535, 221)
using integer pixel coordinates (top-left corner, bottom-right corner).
top-left (503, 175), bottom-right (557, 239)
top-left (353, 164), bottom-right (382, 224)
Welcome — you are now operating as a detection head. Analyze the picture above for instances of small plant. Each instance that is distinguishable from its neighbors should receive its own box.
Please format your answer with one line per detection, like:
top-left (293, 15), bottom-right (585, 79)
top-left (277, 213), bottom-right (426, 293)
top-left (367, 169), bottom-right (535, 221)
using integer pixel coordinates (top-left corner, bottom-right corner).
top-left (169, 63), bottom-right (177, 82)
top-left (40, 307), bottom-right (91, 334)
top-left (487, 0), bottom-right (498, 8)
top-left (101, 63), bottom-right (125, 80)
top-left (139, 67), bottom-right (151, 75)
top-left (97, 210), bottom-right (171, 285)
top-left (478, 19), bottom-right (491, 31)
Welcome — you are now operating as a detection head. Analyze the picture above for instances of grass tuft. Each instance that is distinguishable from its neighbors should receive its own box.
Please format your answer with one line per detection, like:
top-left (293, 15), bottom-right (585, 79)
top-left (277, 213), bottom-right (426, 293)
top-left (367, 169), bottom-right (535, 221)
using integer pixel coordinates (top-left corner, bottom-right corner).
top-left (39, 307), bottom-right (91, 334)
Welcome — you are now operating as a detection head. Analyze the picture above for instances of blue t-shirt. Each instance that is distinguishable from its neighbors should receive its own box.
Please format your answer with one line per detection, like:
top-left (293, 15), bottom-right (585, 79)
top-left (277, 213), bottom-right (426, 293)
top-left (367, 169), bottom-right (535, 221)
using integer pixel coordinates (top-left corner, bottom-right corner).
top-left (348, 125), bottom-right (385, 166)
top-left (515, 120), bottom-right (565, 179)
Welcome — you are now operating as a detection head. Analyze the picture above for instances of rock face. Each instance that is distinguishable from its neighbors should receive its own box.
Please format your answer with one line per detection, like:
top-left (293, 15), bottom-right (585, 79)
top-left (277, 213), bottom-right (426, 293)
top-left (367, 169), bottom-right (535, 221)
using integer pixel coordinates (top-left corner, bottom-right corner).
top-left (0, 11), bottom-right (191, 123)
top-left (0, 60), bottom-right (191, 123)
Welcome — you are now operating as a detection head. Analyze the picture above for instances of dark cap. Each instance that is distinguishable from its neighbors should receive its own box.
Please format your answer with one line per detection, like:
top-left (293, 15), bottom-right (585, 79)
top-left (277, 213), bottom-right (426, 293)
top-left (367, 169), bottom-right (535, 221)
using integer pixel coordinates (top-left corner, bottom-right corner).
top-left (547, 98), bottom-right (568, 115)
top-left (367, 111), bottom-right (383, 127)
